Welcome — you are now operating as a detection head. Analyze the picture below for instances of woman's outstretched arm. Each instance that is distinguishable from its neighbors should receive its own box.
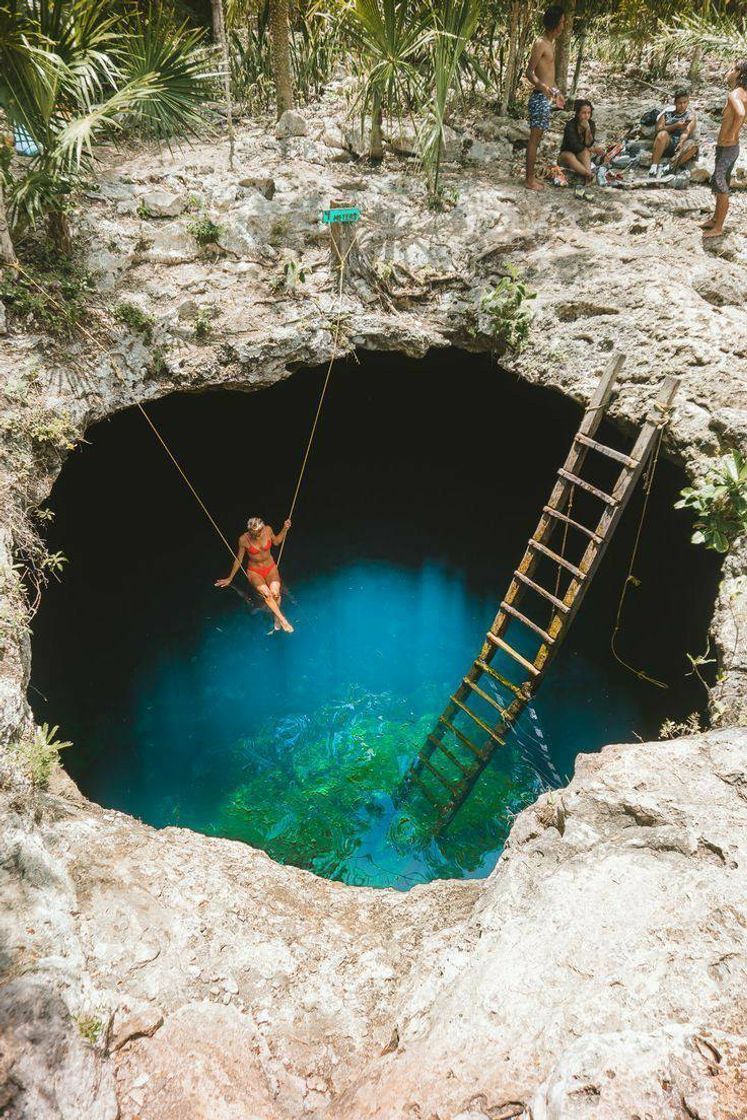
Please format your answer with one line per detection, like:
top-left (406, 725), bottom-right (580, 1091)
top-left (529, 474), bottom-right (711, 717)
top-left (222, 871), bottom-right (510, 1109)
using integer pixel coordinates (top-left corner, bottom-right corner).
top-left (215, 540), bottom-right (246, 587)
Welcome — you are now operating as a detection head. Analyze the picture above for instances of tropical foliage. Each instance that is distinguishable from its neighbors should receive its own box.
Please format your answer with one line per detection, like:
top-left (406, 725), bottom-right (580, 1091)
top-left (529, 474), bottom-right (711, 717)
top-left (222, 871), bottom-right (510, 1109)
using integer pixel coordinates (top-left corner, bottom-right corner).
top-left (0, 0), bottom-right (212, 258)
top-left (675, 450), bottom-right (747, 554)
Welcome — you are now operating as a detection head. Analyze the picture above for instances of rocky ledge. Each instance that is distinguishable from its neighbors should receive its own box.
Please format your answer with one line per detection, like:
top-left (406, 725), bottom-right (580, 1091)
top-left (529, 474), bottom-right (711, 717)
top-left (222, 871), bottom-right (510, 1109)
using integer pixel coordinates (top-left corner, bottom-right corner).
top-left (1, 73), bottom-right (746, 1119)
top-left (1, 728), bottom-right (746, 1119)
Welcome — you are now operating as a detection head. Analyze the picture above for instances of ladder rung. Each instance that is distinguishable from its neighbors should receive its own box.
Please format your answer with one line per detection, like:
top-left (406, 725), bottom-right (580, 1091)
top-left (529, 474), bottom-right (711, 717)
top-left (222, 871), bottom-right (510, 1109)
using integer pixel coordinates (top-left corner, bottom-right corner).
top-left (528, 539), bottom-right (588, 581)
top-left (558, 469), bottom-right (618, 506)
top-left (411, 772), bottom-right (440, 807)
top-left (575, 433), bottom-right (638, 468)
top-left (500, 601), bottom-right (554, 645)
top-left (438, 716), bottom-right (485, 759)
top-left (474, 659), bottom-right (526, 700)
top-left (513, 571), bottom-right (570, 613)
top-left (543, 506), bottom-right (603, 544)
top-left (418, 753), bottom-right (458, 792)
top-left (427, 735), bottom-right (470, 776)
top-left (463, 676), bottom-right (510, 718)
top-left (487, 633), bottom-right (540, 677)
top-left (450, 696), bottom-right (506, 745)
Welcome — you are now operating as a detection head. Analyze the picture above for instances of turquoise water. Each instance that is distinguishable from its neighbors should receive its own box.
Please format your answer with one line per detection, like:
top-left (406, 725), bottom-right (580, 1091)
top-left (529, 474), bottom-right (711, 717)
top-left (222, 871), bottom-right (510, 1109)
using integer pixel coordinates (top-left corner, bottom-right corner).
top-left (31, 352), bottom-right (718, 888)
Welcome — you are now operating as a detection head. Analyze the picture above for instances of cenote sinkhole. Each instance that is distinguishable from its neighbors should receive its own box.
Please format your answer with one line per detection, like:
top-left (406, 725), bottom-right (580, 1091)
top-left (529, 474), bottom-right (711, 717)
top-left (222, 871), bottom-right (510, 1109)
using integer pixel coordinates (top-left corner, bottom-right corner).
top-left (31, 351), bottom-right (720, 889)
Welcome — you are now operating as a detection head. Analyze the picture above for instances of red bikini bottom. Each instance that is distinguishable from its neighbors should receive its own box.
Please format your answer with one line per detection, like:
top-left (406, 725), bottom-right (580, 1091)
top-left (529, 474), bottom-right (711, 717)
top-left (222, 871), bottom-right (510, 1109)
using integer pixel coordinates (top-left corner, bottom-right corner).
top-left (247, 561), bottom-right (276, 582)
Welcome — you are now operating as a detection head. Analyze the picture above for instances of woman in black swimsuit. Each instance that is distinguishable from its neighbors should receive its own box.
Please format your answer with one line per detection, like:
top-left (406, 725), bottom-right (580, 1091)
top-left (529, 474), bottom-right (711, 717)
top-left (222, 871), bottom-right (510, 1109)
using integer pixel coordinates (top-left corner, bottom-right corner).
top-left (559, 99), bottom-right (604, 183)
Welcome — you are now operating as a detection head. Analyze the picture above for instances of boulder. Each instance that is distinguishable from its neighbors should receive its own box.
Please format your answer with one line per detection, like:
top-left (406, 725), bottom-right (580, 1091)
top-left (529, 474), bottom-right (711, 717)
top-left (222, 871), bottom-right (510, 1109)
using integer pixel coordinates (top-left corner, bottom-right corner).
top-left (238, 176), bottom-right (276, 200)
top-left (138, 190), bottom-right (186, 219)
top-left (275, 109), bottom-right (308, 139)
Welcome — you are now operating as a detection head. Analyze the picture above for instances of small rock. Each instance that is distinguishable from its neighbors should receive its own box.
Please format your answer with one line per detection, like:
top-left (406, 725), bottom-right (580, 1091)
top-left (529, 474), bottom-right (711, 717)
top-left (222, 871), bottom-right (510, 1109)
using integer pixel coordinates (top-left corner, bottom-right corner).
top-left (239, 175), bottom-right (276, 200)
top-left (223, 976), bottom-right (239, 995)
top-left (275, 110), bottom-right (308, 139)
top-left (139, 190), bottom-right (186, 218)
top-left (111, 1008), bottom-right (164, 1051)
top-left (0, 300), bottom-right (6, 336)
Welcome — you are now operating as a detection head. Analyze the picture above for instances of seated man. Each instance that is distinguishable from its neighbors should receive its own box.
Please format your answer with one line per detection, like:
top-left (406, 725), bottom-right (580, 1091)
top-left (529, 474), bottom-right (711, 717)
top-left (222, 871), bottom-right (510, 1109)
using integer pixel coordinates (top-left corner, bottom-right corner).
top-left (649, 88), bottom-right (699, 178)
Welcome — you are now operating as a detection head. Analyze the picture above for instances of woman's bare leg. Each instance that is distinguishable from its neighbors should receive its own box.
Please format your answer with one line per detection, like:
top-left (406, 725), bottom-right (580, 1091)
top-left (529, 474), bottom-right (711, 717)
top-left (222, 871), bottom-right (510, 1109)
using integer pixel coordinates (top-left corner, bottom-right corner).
top-left (248, 571), bottom-right (294, 632)
top-left (559, 151), bottom-right (594, 180)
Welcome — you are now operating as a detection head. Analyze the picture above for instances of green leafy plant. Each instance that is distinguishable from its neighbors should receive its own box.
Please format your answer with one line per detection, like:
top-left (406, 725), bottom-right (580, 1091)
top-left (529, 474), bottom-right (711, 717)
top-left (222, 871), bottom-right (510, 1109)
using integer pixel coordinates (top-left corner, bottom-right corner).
top-left (419, 0), bottom-right (481, 198)
top-left (478, 270), bottom-right (536, 351)
top-left (114, 301), bottom-right (154, 342)
top-left (659, 712), bottom-right (702, 740)
top-left (675, 450), bottom-right (747, 554)
top-left (0, 250), bottom-right (94, 337)
top-left (12, 722), bottom-right (72, 786)
top-left (194, 310), bottom-right (213, 340)
top-left (187, 216), bottom-right (222, 247)
top-left (75, 1014), bottom-right (103, 1045)
top-left (348, 0), bottom-right (432, 161)
top-left (0, 0), bottom-right (212, 259)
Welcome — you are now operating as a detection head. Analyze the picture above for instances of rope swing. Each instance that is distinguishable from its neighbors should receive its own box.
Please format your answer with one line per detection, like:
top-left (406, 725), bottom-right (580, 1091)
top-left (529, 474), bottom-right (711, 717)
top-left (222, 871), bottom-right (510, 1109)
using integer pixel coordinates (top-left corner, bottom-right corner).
top-left (14, 208), bottom-right (359, 587)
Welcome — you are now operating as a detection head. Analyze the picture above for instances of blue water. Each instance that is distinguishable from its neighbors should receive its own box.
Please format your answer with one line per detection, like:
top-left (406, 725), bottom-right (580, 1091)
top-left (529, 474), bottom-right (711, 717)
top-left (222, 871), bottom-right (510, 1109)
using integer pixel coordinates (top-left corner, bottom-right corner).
top-left (30, 353), bottom-right (719, 888)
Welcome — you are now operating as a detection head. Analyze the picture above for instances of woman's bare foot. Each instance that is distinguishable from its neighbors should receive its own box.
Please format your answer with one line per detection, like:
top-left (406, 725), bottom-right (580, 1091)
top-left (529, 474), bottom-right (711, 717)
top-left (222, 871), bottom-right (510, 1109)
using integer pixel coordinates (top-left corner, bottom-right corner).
top-left (703, 226), bottom-right (725, 239)
top-left (525, 179), bottom-right (545, 191)
top-left (699, 218), bottom-right (715, 229)
top-left (280, 618), bottom-right (294, 633)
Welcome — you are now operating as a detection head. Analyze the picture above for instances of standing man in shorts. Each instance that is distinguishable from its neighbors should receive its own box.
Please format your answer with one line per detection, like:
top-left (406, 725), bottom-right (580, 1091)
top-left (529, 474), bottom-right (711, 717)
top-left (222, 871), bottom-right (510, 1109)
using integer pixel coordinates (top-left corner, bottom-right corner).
top-left (525, 5), bottom-right (566, 191)
top-left (702, 60), bottom-right (747, 239)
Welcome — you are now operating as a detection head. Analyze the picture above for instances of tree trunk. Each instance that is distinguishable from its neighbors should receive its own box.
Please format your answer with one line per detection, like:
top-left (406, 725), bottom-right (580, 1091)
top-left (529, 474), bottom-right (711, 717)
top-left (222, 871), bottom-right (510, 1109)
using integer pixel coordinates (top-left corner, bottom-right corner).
top-left (570, 29), bottom-right (586, 99)
top-left (270, 0), bottom-right (294, 119)
top-left (47, 210), bottom-right (72, 257)
top-left (369, 95), bottom-right (383, 161)
top-left (0, 180), bottom-right (17, 266)
top-left (210, 0), bottom-right (223, 41)
top-left (212, 0), bottom-right (235, 167)
top-left (500, 2), bottom-right (520, 115)
top-left (688, 44), bottom-right (703, 84)
top-left (555, 0), bottom-right (576, 95)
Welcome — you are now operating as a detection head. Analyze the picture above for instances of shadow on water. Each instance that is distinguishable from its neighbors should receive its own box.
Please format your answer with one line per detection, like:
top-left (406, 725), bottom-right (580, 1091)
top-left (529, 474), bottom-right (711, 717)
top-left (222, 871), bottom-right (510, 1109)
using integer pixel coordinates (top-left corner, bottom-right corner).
top-left (31, 350), bottom-right (721, 888)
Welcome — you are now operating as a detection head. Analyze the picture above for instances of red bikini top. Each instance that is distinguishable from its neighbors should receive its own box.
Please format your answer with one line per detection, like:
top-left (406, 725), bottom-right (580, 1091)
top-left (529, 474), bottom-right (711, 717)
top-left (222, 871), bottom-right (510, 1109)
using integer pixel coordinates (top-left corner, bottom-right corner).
top-left (247, 533), bottom-right (271, 555)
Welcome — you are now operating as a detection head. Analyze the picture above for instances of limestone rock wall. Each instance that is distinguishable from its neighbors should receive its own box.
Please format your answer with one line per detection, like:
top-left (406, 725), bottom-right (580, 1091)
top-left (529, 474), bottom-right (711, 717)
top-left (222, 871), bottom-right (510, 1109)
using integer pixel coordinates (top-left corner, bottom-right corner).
top-left (1, 76), bottom-right (746, 1118)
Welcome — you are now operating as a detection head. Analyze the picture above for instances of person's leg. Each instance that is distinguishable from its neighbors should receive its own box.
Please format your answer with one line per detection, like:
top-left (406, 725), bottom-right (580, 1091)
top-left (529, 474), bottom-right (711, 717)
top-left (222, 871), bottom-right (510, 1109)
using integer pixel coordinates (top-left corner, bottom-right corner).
top-left (559, 150), bottom-right (593, 179)
top-left (703, 192), bottom-right (729, 238)
top-left (673, 139), bottom-right (698, 169)
top-left (248, 570), bottom-right (294, 631)
top-left (649, 130), bottom-right (671, 173)
top-left (526, 127), bottom-right (545, 190)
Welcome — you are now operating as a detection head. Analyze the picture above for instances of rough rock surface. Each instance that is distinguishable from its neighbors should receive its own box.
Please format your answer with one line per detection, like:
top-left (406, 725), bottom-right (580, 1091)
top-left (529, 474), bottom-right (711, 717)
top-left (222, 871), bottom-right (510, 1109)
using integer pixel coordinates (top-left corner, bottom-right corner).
top-left (1, 730), bottom-right (746, 1119)
top-left (1, 70), bottom-right (746, 1119)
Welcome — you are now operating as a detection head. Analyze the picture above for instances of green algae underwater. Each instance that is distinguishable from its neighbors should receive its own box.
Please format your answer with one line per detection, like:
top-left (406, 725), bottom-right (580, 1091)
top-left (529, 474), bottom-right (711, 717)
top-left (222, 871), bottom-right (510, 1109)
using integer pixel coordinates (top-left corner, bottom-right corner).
top-left (31, 352), bottom-right (720, 890)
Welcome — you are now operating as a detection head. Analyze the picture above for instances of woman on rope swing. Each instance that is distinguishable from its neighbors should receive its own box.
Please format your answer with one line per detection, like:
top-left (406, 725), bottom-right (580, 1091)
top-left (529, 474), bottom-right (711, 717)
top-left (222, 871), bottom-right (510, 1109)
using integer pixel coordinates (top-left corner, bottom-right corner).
top-left (215, 517), bottom-right (294, 633)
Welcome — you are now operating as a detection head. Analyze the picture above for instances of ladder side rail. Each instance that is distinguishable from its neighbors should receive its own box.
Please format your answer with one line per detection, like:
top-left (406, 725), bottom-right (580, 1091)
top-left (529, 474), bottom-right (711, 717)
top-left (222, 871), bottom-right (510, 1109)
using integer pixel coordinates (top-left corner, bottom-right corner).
top-left (487, 354), bottom-right (625, 645)
top-left (438, 377), bottom-right (679, 830)
top-left (407, 356), bottom-right (626, 789)
top-left (534, 377), bottom-right (680, 674)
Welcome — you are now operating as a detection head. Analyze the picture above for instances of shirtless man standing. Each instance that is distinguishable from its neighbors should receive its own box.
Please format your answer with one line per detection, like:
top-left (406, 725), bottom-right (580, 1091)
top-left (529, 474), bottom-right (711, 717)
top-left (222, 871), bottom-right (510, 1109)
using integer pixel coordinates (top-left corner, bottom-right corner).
top-left (525, 5), bottom-right (566, 191)
top-left (702, 60), bottom-right (747, 239)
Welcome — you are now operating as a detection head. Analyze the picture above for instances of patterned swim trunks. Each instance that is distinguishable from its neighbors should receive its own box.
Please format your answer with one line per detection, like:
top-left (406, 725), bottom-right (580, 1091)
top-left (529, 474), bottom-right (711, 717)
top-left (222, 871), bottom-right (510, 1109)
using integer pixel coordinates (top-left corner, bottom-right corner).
top-left (528, 90), bottom-right (552, 132)
top-left (711, 143), bottom-right (739, 195)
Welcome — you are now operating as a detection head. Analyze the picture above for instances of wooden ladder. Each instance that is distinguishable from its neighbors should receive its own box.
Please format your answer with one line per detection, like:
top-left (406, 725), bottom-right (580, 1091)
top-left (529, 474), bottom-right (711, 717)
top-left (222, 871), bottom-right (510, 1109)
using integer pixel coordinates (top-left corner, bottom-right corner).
top-left (400, 356), bottom-right (679, 834)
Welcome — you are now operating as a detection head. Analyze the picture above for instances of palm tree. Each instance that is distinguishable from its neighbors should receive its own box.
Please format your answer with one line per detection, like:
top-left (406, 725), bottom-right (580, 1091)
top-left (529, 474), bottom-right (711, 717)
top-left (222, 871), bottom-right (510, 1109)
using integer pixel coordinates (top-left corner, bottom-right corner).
top-left (420, 0), bottom-right (481, 197)
top-left (0, 0), bottom-right (212, 258)
top-left (348, 0), bottom-right (431, 161)
top-left (270, 0), bottom-right (295, 116)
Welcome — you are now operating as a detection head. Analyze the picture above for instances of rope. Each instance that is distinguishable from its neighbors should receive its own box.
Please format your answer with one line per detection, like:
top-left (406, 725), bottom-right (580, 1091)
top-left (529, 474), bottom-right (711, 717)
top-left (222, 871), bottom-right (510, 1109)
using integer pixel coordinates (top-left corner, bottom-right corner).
top-left (276, 226), bottom-right (358, 566)
top-left (609, 422), bottom-right (668, 689)
top-left (14, 220), bottom-right (356, 585)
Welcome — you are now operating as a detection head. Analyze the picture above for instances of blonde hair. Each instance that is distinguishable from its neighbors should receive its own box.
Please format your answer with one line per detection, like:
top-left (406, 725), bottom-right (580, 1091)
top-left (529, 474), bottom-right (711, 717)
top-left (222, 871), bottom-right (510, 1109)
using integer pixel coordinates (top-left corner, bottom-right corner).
top-left (247, 517), bottom-right (265, 537)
